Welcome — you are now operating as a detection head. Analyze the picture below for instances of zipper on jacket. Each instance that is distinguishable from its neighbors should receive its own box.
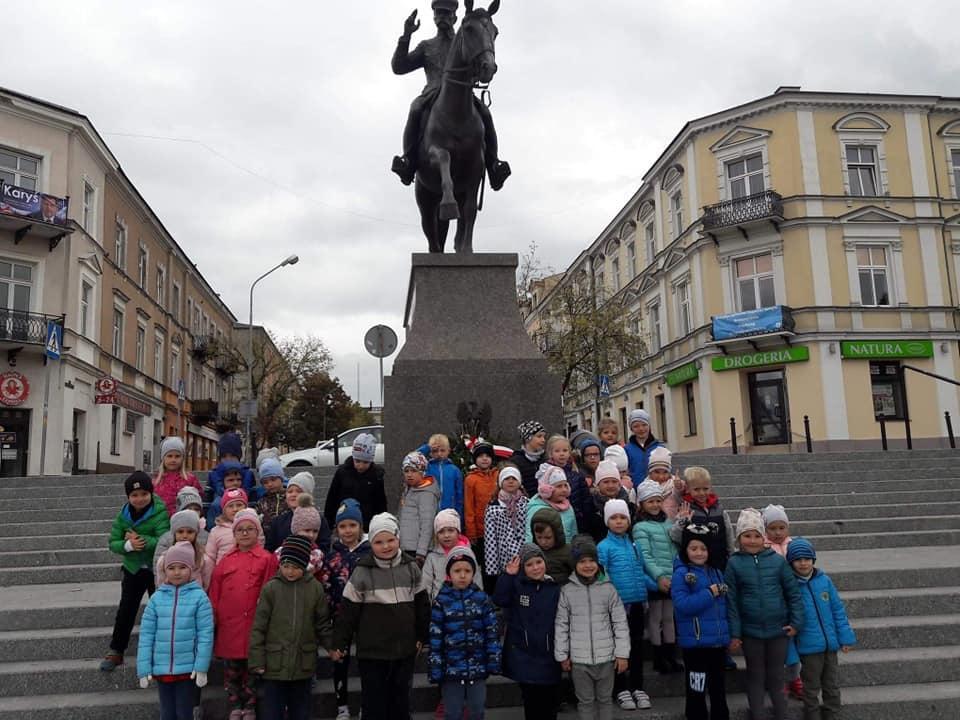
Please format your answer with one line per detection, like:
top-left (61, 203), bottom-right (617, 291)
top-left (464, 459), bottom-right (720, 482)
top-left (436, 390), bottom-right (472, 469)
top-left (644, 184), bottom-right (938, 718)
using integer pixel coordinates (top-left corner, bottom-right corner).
top-left (806, 580), bottom-right (829, 647)
top-left (586, 584), bottom-right (595, 663)
top-left (169, 586), bottom-right (180, 674)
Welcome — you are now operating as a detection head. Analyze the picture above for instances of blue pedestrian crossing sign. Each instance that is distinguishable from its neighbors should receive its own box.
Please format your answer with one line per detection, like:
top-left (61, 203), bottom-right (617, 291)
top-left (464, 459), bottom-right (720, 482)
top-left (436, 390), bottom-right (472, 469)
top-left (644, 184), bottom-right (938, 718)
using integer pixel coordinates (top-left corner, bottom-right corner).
top-left (45, 321), bottom-right (62, 361)
top-left (598, 374), bottom-right (611, 397)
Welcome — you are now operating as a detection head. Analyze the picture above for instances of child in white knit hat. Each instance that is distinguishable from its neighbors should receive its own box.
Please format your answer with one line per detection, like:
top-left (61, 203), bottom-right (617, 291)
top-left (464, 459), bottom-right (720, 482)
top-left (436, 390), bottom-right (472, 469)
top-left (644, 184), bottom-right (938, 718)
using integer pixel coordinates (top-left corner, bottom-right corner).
top-left (154, 510), bottom-right (213, 590)
top-left (421, 508), bottom-right (480, 600)
top-left (483, 465), bottom-right (529, 577)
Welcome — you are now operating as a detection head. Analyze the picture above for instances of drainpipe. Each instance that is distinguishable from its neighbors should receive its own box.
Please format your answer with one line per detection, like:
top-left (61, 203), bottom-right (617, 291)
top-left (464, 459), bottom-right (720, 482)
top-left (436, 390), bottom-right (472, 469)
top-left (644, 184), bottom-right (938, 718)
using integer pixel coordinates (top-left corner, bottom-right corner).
top-left (926, 110), bottom-right (958, 333)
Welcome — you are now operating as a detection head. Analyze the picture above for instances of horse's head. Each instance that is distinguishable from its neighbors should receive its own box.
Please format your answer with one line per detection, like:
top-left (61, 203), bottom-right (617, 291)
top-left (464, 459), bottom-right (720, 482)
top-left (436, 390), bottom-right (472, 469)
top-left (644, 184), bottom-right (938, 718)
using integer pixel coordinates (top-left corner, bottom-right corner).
top-left (460, 0), bottom-right (500, 85)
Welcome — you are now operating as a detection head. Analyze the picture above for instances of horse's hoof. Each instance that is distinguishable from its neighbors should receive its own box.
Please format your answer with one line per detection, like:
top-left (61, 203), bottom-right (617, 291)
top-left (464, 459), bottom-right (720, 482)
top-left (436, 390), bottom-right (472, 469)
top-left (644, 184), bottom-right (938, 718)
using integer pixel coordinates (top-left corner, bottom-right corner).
top-left (439, 203), bottom-right (460, 221)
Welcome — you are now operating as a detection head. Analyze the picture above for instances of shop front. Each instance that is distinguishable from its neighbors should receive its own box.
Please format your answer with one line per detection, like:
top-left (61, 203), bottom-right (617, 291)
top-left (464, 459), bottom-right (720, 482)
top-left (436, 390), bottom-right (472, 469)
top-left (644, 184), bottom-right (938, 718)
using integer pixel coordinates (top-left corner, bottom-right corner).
top-left (840, 340), bottom-right (933, 424)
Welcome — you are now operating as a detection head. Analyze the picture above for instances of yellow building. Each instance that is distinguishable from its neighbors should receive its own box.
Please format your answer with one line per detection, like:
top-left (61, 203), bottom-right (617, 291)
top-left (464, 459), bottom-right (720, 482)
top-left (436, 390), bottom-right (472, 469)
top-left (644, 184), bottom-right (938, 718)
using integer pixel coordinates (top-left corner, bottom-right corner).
top-left (526, 87), bottom-right (960, 452)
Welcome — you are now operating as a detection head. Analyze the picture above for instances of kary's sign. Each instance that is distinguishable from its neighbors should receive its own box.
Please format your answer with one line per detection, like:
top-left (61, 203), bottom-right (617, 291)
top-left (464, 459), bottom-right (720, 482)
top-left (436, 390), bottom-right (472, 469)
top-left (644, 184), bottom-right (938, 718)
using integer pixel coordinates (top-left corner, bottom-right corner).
top-left (712, 346), bottom-right (809, 372)
top-left (840, 340), bottom-right (934, 359)
top-left (0, 182), bottom-right (68, 225)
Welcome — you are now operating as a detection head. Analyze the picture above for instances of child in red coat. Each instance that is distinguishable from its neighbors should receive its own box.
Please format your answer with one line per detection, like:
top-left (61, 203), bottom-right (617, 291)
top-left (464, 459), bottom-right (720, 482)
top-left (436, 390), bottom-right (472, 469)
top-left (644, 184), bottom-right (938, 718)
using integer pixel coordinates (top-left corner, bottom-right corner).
top-left (153, 437), bottom-right (203, 514)
top-left (208, 509), bottom-right (278, 719)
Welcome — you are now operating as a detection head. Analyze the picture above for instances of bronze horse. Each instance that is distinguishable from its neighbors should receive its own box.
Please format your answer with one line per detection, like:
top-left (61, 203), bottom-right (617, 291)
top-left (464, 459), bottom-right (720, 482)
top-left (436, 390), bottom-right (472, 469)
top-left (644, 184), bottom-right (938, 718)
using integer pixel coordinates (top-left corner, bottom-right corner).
top-left (415, 0), bottom-right (500, 253)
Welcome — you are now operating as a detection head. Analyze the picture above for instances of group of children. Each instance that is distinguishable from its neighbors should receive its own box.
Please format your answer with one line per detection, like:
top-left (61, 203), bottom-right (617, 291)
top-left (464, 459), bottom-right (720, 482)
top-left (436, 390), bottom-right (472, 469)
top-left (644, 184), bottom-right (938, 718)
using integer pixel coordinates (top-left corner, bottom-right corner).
top-left (103, 417), bottom-right (856, 720)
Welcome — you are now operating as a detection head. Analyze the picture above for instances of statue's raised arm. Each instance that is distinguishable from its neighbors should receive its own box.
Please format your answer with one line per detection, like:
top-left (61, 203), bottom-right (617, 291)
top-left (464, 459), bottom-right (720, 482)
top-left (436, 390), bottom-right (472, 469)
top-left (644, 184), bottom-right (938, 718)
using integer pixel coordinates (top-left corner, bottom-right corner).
top-left (392, 10), bottom-right (425, 75)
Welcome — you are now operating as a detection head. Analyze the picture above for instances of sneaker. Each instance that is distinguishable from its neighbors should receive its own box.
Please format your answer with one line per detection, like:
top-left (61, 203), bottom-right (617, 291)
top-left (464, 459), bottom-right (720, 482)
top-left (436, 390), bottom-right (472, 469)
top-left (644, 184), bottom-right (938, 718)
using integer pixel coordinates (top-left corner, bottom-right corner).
top-left (632, 690), bottom-right (652, 710)
top-left (788, 677), bottom-right (804, 699)
top-left (724, 653), bottom-right (738, 671)
top-left (616, 691), bottom-right (637, 710)
top-left (336, 706), bottom-right (351, 720)
top-left (99, 653), bottom-right (123, 672)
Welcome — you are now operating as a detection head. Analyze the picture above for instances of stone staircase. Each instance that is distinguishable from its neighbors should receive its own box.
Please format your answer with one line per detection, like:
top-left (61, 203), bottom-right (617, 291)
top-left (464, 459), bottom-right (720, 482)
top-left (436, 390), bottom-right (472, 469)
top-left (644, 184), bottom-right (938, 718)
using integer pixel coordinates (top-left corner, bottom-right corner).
top-left (0, 451), bottom-right (959, 718)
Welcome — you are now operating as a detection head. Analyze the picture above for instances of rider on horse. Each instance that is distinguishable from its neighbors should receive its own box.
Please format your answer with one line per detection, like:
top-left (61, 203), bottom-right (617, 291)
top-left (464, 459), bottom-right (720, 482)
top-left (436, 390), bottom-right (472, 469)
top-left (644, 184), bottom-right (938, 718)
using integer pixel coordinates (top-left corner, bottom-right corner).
top-left (391, 0), bottom-right (511, 191)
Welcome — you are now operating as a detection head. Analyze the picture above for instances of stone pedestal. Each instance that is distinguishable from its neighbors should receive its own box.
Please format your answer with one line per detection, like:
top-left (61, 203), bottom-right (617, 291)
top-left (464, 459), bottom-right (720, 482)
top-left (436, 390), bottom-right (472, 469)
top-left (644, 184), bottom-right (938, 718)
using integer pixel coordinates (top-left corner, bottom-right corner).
top-left (383, 253), bottom-right (562, 508)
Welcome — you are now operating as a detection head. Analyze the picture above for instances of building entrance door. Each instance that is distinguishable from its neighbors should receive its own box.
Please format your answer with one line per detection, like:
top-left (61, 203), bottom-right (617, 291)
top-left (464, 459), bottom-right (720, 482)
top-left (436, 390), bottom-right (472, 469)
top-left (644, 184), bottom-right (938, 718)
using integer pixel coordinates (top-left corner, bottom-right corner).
top-left (0, 408), bottom-right (30, 477)
top-left (748, 370), bottom-right (789, 445)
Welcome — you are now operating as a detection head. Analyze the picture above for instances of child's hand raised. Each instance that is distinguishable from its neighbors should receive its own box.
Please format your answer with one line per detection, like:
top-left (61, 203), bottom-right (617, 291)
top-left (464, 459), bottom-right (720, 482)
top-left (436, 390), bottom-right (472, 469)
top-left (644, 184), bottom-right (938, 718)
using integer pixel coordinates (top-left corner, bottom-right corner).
top-left (677, 502), bottom-right (693, 523)
top-left (505, 557), bottom-right (520, 575)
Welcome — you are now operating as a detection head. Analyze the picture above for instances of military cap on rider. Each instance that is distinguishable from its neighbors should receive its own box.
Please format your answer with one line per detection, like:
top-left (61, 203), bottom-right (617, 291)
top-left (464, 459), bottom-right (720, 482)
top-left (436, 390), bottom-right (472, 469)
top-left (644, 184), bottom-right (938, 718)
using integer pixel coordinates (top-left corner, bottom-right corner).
top-left (432, 0), bottom-right (459, 11)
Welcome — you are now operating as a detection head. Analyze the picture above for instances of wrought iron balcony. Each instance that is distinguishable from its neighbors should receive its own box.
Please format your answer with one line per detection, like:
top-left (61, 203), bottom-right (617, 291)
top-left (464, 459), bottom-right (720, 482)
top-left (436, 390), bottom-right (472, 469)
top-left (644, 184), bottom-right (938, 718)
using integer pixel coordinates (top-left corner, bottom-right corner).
top-left (0, 309), bottom-right (62, 346)
top-left (190, 399), bottom-right (219, 423)
top-left (702, 190), bottom-right (784, 232)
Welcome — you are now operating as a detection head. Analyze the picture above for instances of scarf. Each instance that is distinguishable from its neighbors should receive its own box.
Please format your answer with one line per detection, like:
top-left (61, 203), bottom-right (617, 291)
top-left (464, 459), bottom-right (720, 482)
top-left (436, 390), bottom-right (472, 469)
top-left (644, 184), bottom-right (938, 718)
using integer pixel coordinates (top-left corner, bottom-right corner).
top-left (499, 489), bottom-right (522, 524)
top-left (523, 448), bottom-right (544, 463)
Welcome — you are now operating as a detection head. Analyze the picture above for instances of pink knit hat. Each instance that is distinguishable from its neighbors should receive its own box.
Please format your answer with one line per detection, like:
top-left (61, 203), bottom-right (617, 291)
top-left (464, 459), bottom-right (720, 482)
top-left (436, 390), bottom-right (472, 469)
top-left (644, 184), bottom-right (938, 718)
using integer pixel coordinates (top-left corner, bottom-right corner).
top-left (164, 541), bottom-right (197, 571)
top-left (291, 493), bottom-right (322, 534)
top-left (222, 488), bottom-right (249, 508)
top-left (434, 508), bottom-right (461, 534)
top-left (233, 508), bottom-right (261, 532)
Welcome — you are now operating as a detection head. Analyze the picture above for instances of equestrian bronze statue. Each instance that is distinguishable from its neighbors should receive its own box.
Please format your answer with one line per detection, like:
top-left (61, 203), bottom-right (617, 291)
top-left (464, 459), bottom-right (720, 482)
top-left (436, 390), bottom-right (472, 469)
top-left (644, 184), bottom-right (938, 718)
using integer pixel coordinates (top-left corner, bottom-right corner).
top-left (391, 0), bottom-right (509, 253)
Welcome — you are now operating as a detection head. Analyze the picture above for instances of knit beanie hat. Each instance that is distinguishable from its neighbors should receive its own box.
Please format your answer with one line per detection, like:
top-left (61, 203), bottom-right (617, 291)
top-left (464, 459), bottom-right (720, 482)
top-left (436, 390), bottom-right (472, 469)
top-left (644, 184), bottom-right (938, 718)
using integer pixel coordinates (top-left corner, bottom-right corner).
top-left (445, 545), bottom-right (477, 576)
top-left (498, 465), bottom-right (521, 488)
top-left (434, 508), bottom-right (461, 535)
top-left (176, 486), bottom-right (203, 511)
top-left (217, 432), bottom-right (243, 460)
top-left (636, 479), bottom-right (663, 503)
top-left (537, 464), bottom-right (567, 486)
top-left (258, 458), bottom-right (284, 483)
top-left (368, 512), bottom-right (400, 540)
top-left (679, 523), bottom-right (716, 565)
top-left (762, 504), bottom-right (789, 527)
top-left (604, 445), bottom-right (629, 472)
top-left (233, 508), bottom-right (261, 532)
top-left (125, 471), bottom-right (153, 496)
top-left (594, 460), bottom-right (620, 484)
top-left (220, 459), bottom-right (243, 477)
top-left (786, 537), bottom-right (817, 563)
top-left (647, 447), bottom-right (672, 473)
top-left (279, 535), bottom-right (313, 570)
top-left (570, 430), bottom-right (601, 453)
top-left (628, 408), bottom-right (651, 430)
top-left (164, 541), bottom-right (197, 571)
top-left (518, 420), bottom-right (545, 444)
top-left (471, 440), bottom-right (495, 461)
top-left (570, 535), bottom-right (598, 563)
top-left (291, 493), bottom-right (322, 534)
top-left (335, 498), bottom-right (363, 527)
top-left (288, 471), bottom-right (315, 496)
top-left (735, 507), bottom-right (765, 538)
top-left (352, 433), bottom-right (377, 463)
top-left (519, 542), bottom-right (545, 567)
top-left (222, 487), bottom-right (249, 509)
top-left (171, 509), bottom-right (200, 534)
top-left (256, 447), bottom-right (280, 467)
top-left (160, 436), bottom-right (185, 459)
top-left (603, 498), bottom-right (630, 525)
top-left (402, 451), bottom-right (428, 472)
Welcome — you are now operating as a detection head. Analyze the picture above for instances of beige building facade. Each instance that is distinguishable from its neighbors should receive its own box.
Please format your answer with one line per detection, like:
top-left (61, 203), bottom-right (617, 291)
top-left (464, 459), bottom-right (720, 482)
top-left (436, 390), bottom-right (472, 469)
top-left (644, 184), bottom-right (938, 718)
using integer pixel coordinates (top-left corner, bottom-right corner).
top-left (526, 88), bottom-right (960, 453)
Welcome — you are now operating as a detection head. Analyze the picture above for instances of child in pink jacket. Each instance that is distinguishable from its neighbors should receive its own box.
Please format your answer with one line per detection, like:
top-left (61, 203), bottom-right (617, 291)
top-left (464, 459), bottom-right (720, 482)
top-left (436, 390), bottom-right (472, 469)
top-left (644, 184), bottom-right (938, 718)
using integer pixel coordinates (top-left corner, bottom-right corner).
top-left (205, 490), bottom-right (264, 566)
top-left (153, 437), bottom-right (203, 512)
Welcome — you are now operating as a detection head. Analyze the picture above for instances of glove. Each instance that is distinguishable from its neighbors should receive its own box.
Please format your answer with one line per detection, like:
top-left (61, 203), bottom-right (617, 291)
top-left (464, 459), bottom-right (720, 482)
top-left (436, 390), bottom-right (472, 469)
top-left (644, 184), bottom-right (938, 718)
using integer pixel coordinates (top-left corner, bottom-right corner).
top-left (139, 675), bottom-right (152, 689)
top-left (191, 670), bottom-right (208, 688)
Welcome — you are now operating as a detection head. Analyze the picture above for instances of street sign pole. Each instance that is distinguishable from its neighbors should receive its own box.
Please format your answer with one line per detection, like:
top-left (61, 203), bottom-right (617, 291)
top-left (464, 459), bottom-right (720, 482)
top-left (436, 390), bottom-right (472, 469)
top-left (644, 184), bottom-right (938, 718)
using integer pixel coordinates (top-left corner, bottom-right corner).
top-left (39, 321), bottom-right (62, 475)
top-left (364, 325), bottom-right (398, 410)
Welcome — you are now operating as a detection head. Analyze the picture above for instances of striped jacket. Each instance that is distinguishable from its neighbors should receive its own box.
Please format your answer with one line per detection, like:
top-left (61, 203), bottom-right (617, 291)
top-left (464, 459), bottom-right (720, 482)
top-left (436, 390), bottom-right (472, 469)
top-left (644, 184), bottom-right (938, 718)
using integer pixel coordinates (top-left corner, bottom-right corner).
top-left (331, 550), bottom-right (431, 660)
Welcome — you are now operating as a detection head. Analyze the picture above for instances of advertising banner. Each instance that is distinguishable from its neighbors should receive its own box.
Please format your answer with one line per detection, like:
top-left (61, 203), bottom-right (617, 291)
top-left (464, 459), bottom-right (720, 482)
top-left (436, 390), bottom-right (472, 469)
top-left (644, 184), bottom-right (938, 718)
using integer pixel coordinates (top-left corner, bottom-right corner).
top-left (0, 182), bottom-right (69, 225)
top-left (711, 306), bottom-right (794, 341)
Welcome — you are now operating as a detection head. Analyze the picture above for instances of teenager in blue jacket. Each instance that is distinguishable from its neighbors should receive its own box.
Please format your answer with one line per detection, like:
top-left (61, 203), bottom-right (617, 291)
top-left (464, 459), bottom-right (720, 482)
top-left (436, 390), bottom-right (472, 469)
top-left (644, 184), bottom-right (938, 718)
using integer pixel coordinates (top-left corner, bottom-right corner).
top-left (786, 538), bottom-right (856, 720)
top-left (623, 409), bottom-right (664, 487)
top-left (493, 543), bottom-right (562, 720)
top-left (672, 524), bottom-right (730, 720)
top-left (206, 432), bottom-right (258, 502)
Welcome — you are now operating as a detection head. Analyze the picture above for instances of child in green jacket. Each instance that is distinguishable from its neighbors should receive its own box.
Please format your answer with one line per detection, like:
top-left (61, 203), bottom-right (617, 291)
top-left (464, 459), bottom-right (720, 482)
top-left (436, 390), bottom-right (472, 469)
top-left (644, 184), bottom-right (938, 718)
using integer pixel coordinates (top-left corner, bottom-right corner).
top-left (101, 471), bottom-right (170, 672)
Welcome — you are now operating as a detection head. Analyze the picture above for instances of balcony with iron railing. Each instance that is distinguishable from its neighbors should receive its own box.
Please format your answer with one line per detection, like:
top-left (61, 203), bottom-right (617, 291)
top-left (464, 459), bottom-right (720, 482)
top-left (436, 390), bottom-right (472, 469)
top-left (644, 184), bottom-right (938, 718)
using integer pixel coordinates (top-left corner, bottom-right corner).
top-left (0, 309), bottom-right (63, 346)
top-left (702, 190), bottom-right (784, 233)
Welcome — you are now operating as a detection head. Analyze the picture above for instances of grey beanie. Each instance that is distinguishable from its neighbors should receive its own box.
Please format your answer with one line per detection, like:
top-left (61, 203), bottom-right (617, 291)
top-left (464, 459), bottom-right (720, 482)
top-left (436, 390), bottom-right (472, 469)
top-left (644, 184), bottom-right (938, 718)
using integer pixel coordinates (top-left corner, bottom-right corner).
top-left (288, 471), bottom-right (315, 496)
top-left (628, 409), bottom-right (651, 429)
top-left (519, 543), bottom-right (545, 567)
top-left (161, 436), bottom-right (186, 459)
top-left (176, 486), bottom-right (203, 511)
top-left (352, 433), bottom-right (377, 463)
top-left (170, 509), bottom-right (200, 534)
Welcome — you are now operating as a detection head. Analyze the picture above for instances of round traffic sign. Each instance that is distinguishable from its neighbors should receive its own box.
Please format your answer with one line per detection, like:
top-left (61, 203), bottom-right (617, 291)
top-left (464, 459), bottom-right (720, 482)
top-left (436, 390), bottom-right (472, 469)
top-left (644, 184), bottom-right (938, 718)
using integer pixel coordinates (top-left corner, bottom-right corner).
top-left (364, 325), bottom-right (398, 359)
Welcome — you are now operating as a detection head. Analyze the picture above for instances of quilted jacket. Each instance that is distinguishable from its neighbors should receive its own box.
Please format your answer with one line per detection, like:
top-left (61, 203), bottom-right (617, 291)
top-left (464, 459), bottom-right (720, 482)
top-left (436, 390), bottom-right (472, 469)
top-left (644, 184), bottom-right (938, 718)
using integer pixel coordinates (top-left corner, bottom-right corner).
top-left (428, 582), bottom-right (501, 683)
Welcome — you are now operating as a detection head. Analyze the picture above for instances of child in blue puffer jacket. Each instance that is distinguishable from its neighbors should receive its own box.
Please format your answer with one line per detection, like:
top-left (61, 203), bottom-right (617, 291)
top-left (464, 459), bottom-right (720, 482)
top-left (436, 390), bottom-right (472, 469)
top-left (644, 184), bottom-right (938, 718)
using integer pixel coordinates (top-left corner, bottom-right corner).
top-left (136, 542), bottom-right (213, 720)
top-left (429, 547), bottom-right (501, 720)
top-left (598, 499), bottom-right (658, 711)
top-left (786, 538), bottom-right (856, 720)
top-left (419, 434), bottom-right (465, 517)
top-left (672, 524), bottom-right (730, 720)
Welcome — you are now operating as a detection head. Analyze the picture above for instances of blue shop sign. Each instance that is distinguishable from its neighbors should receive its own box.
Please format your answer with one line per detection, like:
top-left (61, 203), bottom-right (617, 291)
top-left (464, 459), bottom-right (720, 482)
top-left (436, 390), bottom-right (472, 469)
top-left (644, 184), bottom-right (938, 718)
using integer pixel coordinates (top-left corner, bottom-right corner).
top-left (711, 306), bottom-right (794, 341)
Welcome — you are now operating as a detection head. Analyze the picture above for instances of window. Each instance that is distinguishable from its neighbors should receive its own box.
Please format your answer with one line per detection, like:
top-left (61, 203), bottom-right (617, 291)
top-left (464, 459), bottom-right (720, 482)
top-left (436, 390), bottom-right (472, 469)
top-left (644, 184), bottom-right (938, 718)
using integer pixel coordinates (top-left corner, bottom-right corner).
top-left (0, 148), bottom-right (39, 190)
top-left (0, 261), bottom-right (32, 312)
top-left (629, 315), bottom-right (640, 336)
top-left (172, 283), bottom-right (181, 321)
top-left (645, 223), bottom-right (656, 263)
top-left (124, 411), bottom-right (138, 435)
top-left (649, 303), bottom-right (661, 353)
top-left (685, 382), bottom-right (698, 436)
top-left (82, 182), bottom-right (95, 233)
top-left (611, 258), bottom-right (621, 292)
top-left (627, 242), bottom-right (637, 278)
top-left (115, 222), bottom-right (127, 271)
top-left (846, 145), bottom-right (878, 196)
top-left (952, 149), bottom-right (960, 199)
top-left (656, 394), bottom-right (668, 443)
top-left (112, 308), bottom-right (124, 356)
top-left (80, 281), bottom-right (92, 337)
top-left (192, 306), bottom-right (201, 335)
top-left (154, 333), bottom-right (164, 382)
top-left (156, 267), bottom-right (165, 307)
top-left (135, 324), bottom-right (146, 370)
top-left (672, 192), bottom-right (683, 238)
top-left (870, 361), bottom-right (906, 420)
top-left (137, 245), bottom-right (147, 287)
top-left (676, 280), bottom-right (692, 336)
top-left (857, 246), bottom-right (890, 306)
top-left (595, 271), bottom-right (605, 297)
top-left (727, 154), bottom-right (764, 199)
top-left (110, 406), bottom-right (121, 455)
top-left (171, 345), bottom-right (181, 389)
top-left (735, 253), bottom-right (776, 311)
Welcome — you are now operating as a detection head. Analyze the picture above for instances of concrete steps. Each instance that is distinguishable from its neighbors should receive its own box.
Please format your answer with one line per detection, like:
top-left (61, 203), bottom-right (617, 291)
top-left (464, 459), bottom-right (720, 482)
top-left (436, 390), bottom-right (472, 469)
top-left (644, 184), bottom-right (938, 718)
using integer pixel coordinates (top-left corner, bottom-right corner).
top-left (0, 454), bottom-right (956, 719)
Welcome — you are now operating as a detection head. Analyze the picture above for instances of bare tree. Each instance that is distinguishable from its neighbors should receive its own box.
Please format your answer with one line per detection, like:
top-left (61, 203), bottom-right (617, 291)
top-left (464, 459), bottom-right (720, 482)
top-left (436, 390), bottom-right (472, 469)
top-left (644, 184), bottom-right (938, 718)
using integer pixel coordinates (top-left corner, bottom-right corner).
top-left (516, 240), bottom-right (553, 306)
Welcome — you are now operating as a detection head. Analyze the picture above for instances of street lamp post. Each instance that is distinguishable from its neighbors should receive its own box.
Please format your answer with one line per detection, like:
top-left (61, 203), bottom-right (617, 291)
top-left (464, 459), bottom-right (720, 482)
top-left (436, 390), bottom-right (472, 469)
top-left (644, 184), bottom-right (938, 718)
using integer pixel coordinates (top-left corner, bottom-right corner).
top-left (247, 254), bottom-right (299, 460)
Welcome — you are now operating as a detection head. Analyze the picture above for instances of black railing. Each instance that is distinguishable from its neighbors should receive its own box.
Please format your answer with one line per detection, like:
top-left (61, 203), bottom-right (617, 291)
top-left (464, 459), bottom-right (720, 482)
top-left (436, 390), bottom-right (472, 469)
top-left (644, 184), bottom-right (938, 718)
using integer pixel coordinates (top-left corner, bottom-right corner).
top-left (0, 309), bottom-right (62, 345)
top-left (703, 190), bottom-right (784, 231)
top-left (190, 399), bottom-right (219, 423)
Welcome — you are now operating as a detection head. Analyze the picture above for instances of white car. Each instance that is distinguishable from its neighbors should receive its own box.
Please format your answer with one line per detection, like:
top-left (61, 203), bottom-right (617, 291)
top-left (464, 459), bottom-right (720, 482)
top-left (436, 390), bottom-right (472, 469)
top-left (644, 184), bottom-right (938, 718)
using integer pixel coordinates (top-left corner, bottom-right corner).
top-left (280, 425), bottom-right (384, 468)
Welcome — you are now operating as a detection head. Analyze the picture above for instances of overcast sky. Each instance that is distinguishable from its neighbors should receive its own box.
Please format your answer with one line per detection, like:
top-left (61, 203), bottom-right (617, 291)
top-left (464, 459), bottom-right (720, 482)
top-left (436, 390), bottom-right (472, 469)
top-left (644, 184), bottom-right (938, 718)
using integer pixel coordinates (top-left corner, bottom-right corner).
top-left (6, 1), bottom-right (958, 408)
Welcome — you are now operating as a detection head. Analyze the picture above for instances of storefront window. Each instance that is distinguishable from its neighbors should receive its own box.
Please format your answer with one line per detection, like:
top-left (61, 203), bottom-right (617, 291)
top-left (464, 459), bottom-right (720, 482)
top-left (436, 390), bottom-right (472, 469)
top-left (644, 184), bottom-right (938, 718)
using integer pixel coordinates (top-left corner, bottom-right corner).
top-left (870, 361), bottom-right (906, 420)
top-left (685, 383), bottom-right (697, 436)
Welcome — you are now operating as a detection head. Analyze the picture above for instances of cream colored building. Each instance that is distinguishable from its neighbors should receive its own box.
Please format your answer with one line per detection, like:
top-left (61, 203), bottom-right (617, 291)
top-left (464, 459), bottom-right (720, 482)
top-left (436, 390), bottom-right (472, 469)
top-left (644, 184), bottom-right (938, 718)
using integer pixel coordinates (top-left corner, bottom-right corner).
top-left (525, 87), bottom-right (960, 452)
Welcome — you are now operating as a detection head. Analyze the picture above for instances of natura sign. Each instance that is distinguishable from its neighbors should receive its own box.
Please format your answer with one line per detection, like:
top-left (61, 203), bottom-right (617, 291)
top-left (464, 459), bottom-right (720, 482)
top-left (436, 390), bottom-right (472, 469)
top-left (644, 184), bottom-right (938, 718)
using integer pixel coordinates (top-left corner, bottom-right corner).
top-left (840, 340), bottom-right (933, 359)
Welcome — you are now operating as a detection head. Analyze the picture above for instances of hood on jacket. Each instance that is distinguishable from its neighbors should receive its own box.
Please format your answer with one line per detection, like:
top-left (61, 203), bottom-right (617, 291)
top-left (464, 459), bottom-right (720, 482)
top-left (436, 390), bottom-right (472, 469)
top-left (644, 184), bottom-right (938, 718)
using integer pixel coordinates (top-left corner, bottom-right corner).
top-left (405, 476), bottom-right (441, 497)
top-left (529, 507), bottom-right (566, 548)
